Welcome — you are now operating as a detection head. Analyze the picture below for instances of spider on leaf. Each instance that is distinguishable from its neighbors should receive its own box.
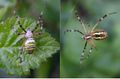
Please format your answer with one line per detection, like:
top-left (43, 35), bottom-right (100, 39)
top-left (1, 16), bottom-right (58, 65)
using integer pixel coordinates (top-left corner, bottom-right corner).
top-left (14, 11), bottom-right (44, 63)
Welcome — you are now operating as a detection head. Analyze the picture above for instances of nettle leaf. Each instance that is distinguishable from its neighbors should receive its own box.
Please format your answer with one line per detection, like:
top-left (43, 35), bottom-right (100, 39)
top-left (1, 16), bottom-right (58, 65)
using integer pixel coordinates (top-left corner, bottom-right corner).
top-left (0, 16), bottom-right (60, 76)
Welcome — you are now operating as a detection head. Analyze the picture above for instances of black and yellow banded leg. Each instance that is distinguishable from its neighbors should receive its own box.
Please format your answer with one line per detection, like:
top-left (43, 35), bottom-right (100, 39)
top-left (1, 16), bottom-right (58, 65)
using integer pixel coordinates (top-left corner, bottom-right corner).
top-left (64, 29), bottom-right (84, 35)
top-left (80, 41), bottom-right (87, 64)
top-left (91, 12), bottom-right (117, 32)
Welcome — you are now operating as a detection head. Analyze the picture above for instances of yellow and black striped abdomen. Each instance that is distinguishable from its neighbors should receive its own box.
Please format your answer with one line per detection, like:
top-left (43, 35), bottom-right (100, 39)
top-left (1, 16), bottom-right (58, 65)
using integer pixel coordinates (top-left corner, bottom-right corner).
top-left (92, 30), bottom-right (108, 40)
top-left (24, 38), bottom-right (36, 54)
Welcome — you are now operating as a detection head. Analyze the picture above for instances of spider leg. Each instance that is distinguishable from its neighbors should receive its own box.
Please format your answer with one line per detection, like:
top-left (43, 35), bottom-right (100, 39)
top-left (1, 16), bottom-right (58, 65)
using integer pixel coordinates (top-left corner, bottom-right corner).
top-left (17, 38), bottom-right (26, 63)
top-left (75, 11), bottom-right (87, 33)
top-left (39, 12), bottom-right (44, 31)
top-left (12, 26), bottom-right (25, 36)
top-left (13, 10), bottom-right (26, 35)
top-left (32, 32), bottom-right (42, 39)
top-left (12, 26), bottom-right (20, 35)
top-left (18, 47), bottom-right (24, 63)
top-left (15, 30), bottom-right (25, 35)
top-left (16, 16), bottom-right (26, 33)
top-left (86, 40), bottom-right (97, 59)
top-left (13, 10), bottom-right (26, 33)
top-left (64, 29), bottom-right (84, 35)
top-left (32, 12), bottom-right (43, 33)
top-left (80, 40), bottom-right (96, 64)
top-left (80, 41), bottom-right (87, 64)
top-left (86, 47), bottom-right (93, 59)
top-left (91, 12), bottom-right (117, 32)
top-left (15, 30), bottom-right (21, 35)
top-left (14, 10), bottom-right (26, 33)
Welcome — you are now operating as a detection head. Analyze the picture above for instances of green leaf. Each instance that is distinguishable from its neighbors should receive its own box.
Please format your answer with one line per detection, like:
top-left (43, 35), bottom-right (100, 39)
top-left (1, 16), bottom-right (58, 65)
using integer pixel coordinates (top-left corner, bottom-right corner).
top-left (0, 16), bottom-right (60, 76)
top-left (0, 7), bottom-right (7, 20)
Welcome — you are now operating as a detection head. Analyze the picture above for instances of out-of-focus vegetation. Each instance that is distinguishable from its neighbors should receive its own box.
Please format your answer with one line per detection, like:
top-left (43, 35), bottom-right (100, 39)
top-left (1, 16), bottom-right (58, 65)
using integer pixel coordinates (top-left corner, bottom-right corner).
top-left (61, 0), bottom-right (120, 78)
top-left (0, 0), bottom-right (60, 78)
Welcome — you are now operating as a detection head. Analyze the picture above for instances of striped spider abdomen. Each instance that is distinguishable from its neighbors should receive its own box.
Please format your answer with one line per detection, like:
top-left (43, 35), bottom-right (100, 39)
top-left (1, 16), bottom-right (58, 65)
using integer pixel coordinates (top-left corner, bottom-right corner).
top-left (24, 38), bottom-right (36, 54)
top-left (83, 30), bottom-right (108, 40)
top-left (92, 30), bottom-right (108, 40)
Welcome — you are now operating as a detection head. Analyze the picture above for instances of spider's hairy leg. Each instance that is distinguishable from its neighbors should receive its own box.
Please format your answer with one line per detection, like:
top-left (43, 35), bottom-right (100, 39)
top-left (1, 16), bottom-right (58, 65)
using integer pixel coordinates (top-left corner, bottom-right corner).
top-left (18, 47), bottom-right (24, 63)
top-left (64, 29), bottom-right (84, 35)
top-left (39, 12), bottom-right (44, 30)
top-left (17, 38), bottom-right (26, 63)
top-left (14, 10), bottom-right (26, 33)
top-left (12, 26), bottom-right (25, 36)
top-left (91, 12), bottom-right (117, 32)
top-left (15, 30), bottom-right (25, 35)
top-left (33, 32), bottom-right (41, 38)
top-left (86, 40), bottom-right (96, 60)
top-left (86, 47), bottom-right (93, 59)
top-left (15, 30), bottom-right (21, 35)
top-left (13, 10), bottom-right (26, 34)
top-left (75, 10), bottom-right (87, 33)
top-left (80, 40), bottom-right (96, 64)
top-left (80, 41), bottom-right (87, 64)
top-left (16, 16), bottom-right (26, 33)
top-left (32, 12), bottom-right (43, 32)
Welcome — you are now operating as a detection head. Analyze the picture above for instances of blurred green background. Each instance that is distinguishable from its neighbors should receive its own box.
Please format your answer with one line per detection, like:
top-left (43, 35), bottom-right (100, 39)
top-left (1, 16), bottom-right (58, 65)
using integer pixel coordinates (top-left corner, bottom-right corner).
top-left (61, 0), bottom-right (120, 78)
top-left (1, 0), bottom-right (120, 78)
top-left (0, 0), bottom-right (60, 78)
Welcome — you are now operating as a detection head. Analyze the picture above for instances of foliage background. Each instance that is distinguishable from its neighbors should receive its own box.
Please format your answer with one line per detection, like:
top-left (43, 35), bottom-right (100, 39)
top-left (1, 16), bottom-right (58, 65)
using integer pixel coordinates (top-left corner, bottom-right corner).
top-left (0, 0), bottom-right (60, 78)
top-left (61, 0), bottom-right (120, 78)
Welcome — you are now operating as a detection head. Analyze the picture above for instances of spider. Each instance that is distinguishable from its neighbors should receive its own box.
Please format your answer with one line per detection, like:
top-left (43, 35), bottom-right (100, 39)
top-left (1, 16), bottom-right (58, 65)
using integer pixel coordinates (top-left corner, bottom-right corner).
top-left (14, 11), bottom-right (44, 63)
top-left (64, 11), bottom-right (116, 64)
